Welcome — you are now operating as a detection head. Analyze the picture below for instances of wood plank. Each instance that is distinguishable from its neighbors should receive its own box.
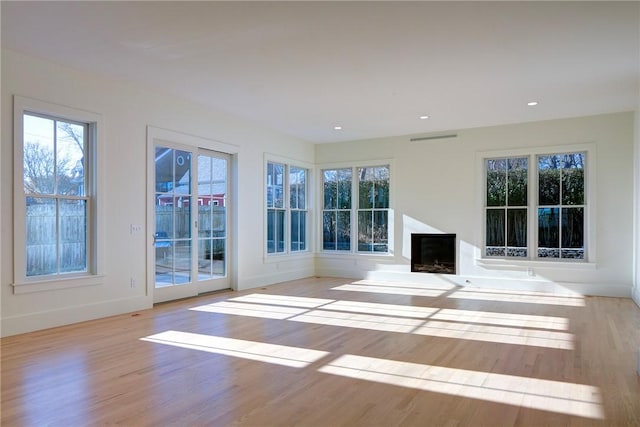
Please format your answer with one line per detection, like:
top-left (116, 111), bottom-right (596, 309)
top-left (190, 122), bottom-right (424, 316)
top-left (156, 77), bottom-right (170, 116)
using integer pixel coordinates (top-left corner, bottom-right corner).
top-left (2, 277), bottom-right (639, 426)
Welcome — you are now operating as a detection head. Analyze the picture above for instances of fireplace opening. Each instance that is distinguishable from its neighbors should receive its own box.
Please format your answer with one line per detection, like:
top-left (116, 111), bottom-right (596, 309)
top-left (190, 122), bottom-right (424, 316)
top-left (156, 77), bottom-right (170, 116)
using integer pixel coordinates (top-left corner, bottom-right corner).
top-left (411, 233), bottom-right (456, 274)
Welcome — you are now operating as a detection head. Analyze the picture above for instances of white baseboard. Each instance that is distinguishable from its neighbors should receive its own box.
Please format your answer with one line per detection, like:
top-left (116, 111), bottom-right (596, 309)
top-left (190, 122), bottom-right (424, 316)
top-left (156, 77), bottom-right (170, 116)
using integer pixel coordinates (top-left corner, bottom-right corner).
top-left (633, 286), bottom-right (640, 308)
top-left (4, 266), bottom-right (632, 337)
top-left (1, 268), bottom-right (315, 337)
top-left (317, 267), bottom-right (632, 298)
top-left (237, 267), bottom-right (315, 291)
top-left (1, 295), bottom-right (151, 337)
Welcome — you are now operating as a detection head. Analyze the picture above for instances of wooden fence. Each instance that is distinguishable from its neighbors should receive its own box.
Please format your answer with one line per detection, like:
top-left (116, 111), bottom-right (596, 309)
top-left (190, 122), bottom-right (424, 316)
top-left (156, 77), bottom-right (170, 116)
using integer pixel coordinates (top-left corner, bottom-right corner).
top-left (155, 205), bottom-right (226, 238)
top-left (25, 204), bottom-right (226, 276)
top-left (26, 203), bottom-right (86, 276)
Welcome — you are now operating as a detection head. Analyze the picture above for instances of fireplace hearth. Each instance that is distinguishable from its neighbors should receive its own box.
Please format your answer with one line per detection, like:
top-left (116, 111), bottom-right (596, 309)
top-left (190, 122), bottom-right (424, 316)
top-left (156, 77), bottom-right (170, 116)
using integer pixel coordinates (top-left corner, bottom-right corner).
top-left (411, 233), bottom-right (456, 274)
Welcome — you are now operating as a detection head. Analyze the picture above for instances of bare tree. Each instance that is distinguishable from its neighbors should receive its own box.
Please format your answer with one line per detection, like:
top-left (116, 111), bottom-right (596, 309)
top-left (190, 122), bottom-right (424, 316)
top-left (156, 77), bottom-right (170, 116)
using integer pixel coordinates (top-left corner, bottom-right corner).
top-left (23, 124), bottom-right (84, 196)
top-left (57, 122), bottom-right (85, 154)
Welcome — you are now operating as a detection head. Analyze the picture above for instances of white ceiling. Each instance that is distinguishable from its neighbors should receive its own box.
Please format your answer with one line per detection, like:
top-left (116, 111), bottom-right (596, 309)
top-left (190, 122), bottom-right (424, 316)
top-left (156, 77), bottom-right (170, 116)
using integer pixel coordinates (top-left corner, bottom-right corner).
top-left (2, 1), bottom-right (639, 143)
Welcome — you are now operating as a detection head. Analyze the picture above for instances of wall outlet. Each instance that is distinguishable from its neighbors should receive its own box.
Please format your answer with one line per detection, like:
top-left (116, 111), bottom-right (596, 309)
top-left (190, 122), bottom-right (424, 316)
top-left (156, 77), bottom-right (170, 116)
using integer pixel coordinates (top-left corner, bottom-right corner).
top-left (130, 278), bottom-right (136, 288)
top-left (130, 224), bottom-right (142, 234)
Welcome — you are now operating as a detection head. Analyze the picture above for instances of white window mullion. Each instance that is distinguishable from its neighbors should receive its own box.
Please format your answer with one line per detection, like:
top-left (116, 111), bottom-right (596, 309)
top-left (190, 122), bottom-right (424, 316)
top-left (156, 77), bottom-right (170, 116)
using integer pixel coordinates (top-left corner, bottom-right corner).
top-left (530, 154), bottom-right (537, 260)
top-left (284, 164), bottom-right (290, 254)
top-left (558, 166), bottom-right (564, 255)
top-left (55, 197), bottom-right (60, 274)
top-left (351, 166), bottom-right (358, 252)
top-left (53, 121), bottom-right (58, 195)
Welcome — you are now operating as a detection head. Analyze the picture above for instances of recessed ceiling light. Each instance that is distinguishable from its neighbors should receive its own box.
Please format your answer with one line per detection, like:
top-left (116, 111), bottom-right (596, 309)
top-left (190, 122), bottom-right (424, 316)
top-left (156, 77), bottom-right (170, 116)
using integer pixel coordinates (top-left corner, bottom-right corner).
top-left (527, 101), bottom-right (539, 106)
top-left (333, 126), bottom-right (343, 131)
top-left (419, 115), bottom-right (430, 120)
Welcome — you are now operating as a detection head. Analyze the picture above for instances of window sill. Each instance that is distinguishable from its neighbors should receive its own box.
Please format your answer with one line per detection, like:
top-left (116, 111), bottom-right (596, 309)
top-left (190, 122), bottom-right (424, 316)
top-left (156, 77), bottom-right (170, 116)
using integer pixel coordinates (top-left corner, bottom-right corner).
top-left (316, 251), bottom-right (395, 261)
top-left (476, 258), bottom-right (596, 270)
top-left (12, 274), bottom-right (105, 294)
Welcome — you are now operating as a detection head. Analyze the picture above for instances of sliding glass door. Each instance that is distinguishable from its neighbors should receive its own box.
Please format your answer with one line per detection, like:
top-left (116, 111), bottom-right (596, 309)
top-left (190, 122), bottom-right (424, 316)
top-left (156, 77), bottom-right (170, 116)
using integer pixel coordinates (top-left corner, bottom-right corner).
top-left (152, 144), bottom-right (230, 303)
top-left (195, 150), bottom-right (230, 292)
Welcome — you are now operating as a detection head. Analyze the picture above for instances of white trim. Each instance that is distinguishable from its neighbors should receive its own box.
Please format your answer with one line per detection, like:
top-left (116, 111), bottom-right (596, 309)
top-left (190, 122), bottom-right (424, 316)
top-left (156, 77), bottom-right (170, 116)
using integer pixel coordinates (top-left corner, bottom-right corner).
top-left (237, 267), bottom-right (315, 291)
top-left (314, 251), bottom-right (395, 264)
top-left (313, 266), bottom-right (631, 299)
top-left (146, 126), bottom-right (238, 302)
top-left (146, 126), bottom-right (239, 301)
top-left (316, 159), bottom-right (395, 255)
top-left (476, 142), bottom-right (596, 159)
top-left (476, 143), bottom-right (596, 265)
top-left (264, 153), bottom-right (314, 259)
top-left (13, 95), bottom-right (105, 293)
top-left (316, 157), bottom-right (395, 170)
top-left (634, 110), bottom-right (640, 308)
top-left (12, 275), bottom-right (105, 294)
top-left (147, 125), bottom-right (240, 153)
top-left (264, 152), bottom-right (314, 171)
top-left (263, 252), bottom-right (315, 264)
top-left (475, 258), bottom-right (596, 270)
top-left (1, 294), bottom-right (149, 337)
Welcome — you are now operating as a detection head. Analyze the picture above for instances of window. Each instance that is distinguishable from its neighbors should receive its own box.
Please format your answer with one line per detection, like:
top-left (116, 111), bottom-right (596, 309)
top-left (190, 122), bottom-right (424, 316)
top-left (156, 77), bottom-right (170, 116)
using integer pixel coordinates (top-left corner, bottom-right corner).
top-left (266, 162), bottom-right (285, 254)
top-left (14, 96), bottom-right (102, 291)
top-left (537, 153), bottom-right (585, 259)
top-left (289, 166), bottom-right (307, 252)
top-left (23, 113), bottom-right (90, 276)
top-left (322, 165), bottom-right (390, 253)
top-left (485, 157), bottom-right (528, 257)
top-left (322, 168), bottom-right (352, 251)
top-left (484, 151), bottom-right (587, 261)
top-left (266, 161), bottom-right (308, 254)
top-left (357, 166), bottom-right (390, 252)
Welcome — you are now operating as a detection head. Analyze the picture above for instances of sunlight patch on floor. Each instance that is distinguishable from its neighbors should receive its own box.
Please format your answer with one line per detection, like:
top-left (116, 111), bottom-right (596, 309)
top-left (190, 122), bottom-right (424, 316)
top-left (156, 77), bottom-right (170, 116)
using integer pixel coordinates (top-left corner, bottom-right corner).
top-left (332, 283), bottom-right (447, 297)
top-left (319, 354), bottom-right (604, 419)
top-left (431, 308), bottom-right (569, 330)
top-left (226, 295), bottom-right (439, 318)
top-left (352, 279), bottom-right (456, 291)
top-left (189, 301), bottom-right (308, 319)
top-left (448, 289), bottom-right (585, 307)
top-left (229, 294), bottom-right (335, 308)
top-left (189, 292), bottom-right (574, 350)
top-left (291, 309), bottom-right (425, 333)
top-left (322, 300), bottom-right (439, 318)
top-left (412, 320), bottom-right (574, 349)
top-left (142, 330), bottom-right (602, 419)
top-left (141, 331), bottom-right (329, 368)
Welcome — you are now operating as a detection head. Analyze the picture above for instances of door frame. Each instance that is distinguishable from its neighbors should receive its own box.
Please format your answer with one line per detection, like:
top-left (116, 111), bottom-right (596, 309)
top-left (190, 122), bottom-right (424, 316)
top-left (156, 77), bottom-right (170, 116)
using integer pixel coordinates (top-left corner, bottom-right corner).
top-left (146, 126), bottom-right (238, 303)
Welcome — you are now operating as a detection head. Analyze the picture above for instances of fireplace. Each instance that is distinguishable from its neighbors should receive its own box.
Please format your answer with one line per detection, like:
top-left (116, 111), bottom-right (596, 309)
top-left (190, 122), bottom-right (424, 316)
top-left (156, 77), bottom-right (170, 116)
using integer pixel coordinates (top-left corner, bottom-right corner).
top-left (411, 233), bottom-right (456, 274)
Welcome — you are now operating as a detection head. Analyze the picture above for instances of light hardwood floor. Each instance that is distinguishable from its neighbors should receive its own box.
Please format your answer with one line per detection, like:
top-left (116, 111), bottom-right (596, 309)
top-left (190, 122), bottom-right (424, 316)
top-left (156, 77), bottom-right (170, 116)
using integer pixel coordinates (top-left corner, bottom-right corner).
top-left (2, 277), bottom-right (640, 426)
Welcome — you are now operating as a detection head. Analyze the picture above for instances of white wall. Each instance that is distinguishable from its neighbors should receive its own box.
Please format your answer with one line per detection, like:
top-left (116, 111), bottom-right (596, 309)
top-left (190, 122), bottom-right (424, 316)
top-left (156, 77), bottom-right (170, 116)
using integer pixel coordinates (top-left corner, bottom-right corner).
top-left (1, 49), bottom-right (315, 337)
top-left (316, 113), bottom-right (635, 297)
top-left (634, 109), bottom-right (640, 308)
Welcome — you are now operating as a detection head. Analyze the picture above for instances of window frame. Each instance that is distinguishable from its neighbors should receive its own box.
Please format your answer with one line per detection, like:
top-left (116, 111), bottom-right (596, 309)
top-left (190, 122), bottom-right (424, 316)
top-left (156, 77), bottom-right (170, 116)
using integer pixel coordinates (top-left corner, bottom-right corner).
top-left (13, 96), bottom-right (105, 293)
top-left (478, 144), bottom-right (595, 267)
top-left (484, 156), bottom-right (530, 258)
top-left (266, 161), bottom-right (286, 255)
top-left (264, 155), bottom-right (312, 259)
top-left (536, 152), bottom-right (588, 260)
top-left (289, 165), bottom-right (309, 253)
top-left (321, 167), bottom-right (352, 252)
top-left (319, 161), bottom-right (393, 255)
